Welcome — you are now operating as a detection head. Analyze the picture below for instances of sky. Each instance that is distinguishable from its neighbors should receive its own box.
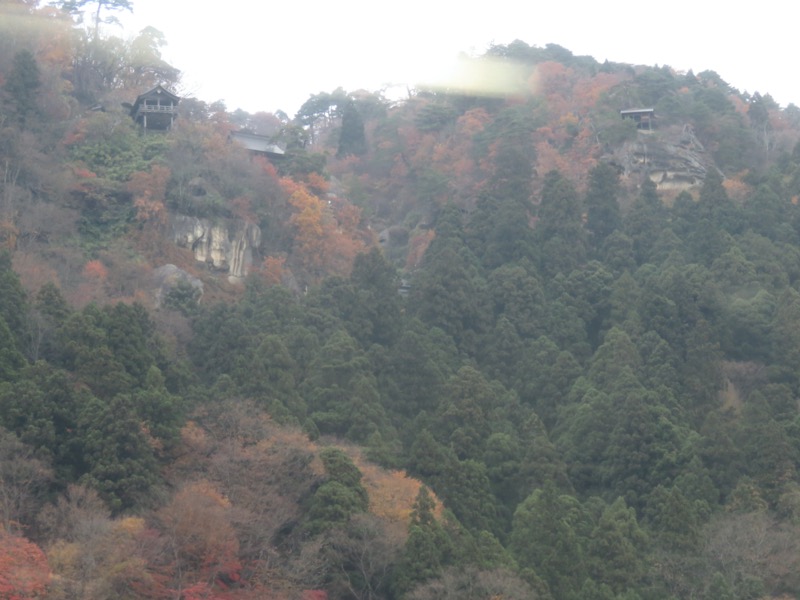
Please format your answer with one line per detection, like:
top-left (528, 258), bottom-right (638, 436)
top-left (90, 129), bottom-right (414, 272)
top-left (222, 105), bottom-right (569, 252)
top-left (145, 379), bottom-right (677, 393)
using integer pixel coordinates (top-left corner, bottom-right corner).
top-left (110, 0), bottom-right (797, 117)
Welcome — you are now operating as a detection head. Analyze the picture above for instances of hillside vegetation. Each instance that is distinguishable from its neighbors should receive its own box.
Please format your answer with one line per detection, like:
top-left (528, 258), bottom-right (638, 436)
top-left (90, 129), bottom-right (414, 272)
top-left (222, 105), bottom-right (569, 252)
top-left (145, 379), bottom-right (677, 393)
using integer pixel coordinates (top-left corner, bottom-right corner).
top-left (6, 1), bottom-right (800, 599)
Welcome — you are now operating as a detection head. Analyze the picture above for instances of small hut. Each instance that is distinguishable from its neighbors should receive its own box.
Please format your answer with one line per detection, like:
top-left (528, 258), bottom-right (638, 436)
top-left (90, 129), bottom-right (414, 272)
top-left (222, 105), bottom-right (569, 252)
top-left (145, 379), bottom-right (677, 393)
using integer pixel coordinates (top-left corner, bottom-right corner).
top-left (620, 108), bottom-right (655, 130)
top-left (129, 85), bottom-right (180, 131)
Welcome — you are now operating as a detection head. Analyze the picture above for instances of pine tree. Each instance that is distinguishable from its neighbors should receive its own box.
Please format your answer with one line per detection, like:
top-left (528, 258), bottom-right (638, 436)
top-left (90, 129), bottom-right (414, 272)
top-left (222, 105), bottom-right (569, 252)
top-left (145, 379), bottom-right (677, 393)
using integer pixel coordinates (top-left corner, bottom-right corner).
top-left (585, 163), bottom-right (622, 251)
top-left (337, 100), bottom-right (367, 157)
top-left (3, 50), bottom-right (41, 126)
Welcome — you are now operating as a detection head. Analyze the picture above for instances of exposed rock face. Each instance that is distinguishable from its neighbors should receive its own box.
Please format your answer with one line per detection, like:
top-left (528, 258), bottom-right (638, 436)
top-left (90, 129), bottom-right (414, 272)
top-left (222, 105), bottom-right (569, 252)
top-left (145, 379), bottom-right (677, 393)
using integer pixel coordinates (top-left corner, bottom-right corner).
top-left (169, 214), bottom-right (261, 279)
top-left (615, 126), bottom-right (710, 192)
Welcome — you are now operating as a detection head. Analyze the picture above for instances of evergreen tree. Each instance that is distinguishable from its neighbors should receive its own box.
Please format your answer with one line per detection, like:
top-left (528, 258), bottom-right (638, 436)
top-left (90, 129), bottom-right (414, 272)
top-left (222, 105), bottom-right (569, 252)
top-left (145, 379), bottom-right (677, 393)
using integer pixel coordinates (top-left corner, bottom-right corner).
top-left (587, 498), bottom-right (648, 593)
top-left (411, 241), bottom-right (488, 352)
top-left (0, 317), bottom-right (24, 383)
top-left (337, 100), bottom-right (367, 157)
top-left (383, 318), bottom-right (456, 423)
top-left (235, 334), bottom-right (305, 421)
top-left (486, 262), bottom-right (547, 339)
top-left (536, 170), bottom-right (587, 276)
top-left (467, 138), bottom-right (536, 268)
top-left (346, 247), bottom-right (404, 346)
top-left (623, 178), bottom-right (666, 265)
top-left (0, 362), bottom-right (84, 480)
top-left (303, 330), bottom-right (391, 442)
top-left (393, 486), bottom-right (453, 594)
top-left (77, 394), bottom-right (160, 511)
top-left (3, 49), bottom-right (41, 126)
top-left (0, 252), bottom-right (28, 353)
top-left (510, 482), bottom-right (591, 599)
top-left (585, 163), bottom-right (622, 251)
top-left (306, 448), bottom-right (369, 534)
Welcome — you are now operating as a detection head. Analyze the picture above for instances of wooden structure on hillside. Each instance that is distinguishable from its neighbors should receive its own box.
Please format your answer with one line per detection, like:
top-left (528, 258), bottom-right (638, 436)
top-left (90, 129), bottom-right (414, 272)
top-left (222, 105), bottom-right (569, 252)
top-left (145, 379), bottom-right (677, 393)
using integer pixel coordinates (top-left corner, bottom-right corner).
top-left (129, 85), bottom-right (180, 131)
top-left (620, 107), bottom-right (655, 130)
top-left (230, 131), bottom-right (285, 159)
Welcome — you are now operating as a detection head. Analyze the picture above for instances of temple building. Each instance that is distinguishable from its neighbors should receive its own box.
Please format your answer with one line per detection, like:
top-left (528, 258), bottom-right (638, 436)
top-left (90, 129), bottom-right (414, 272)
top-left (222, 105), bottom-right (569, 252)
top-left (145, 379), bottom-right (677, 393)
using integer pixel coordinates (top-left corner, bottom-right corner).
top-left (129, 85), bottom-right (180, 131)
top-left (620, 107), bottom-right (655, 130)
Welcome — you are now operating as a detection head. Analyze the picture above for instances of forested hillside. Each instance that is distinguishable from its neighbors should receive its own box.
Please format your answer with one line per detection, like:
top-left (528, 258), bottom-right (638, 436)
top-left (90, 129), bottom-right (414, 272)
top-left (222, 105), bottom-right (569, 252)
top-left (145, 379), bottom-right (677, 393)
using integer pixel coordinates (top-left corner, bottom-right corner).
top-left (6, 1), bottom-right (800, 598)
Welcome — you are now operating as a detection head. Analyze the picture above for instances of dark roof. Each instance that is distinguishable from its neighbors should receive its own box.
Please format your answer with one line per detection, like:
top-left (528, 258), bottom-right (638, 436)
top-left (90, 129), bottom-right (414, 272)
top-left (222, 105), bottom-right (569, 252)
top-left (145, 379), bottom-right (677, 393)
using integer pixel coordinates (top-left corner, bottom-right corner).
top-left (130, 85), bottom-right (180, 115)
top-left (230, 131), bottom-right (285, 156)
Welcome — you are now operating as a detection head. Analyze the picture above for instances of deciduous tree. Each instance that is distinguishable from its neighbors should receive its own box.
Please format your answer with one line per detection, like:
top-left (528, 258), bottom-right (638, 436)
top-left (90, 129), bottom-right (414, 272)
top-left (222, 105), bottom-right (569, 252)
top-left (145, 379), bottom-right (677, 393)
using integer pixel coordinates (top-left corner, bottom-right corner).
top-left (0, 527), bottom-right (50, 599)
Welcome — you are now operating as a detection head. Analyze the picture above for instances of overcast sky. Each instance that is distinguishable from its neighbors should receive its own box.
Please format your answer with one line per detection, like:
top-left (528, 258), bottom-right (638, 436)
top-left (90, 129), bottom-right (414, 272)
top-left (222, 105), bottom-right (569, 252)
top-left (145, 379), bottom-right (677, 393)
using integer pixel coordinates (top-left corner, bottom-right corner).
top-left (113, 0), bottom-right (796, 117)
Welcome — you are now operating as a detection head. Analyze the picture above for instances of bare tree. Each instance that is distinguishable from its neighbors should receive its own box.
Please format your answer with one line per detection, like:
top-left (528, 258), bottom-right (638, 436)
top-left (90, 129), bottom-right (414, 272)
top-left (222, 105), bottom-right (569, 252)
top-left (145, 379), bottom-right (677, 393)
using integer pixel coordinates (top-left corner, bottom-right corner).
top-left (406, 567), bottom-right (538, 600)
top-left (0, 429), bottom-right (52, 534)
top-left (326, 513), bottom-right (401, 600)
top-left (702, 510), bottom-right (800, 594)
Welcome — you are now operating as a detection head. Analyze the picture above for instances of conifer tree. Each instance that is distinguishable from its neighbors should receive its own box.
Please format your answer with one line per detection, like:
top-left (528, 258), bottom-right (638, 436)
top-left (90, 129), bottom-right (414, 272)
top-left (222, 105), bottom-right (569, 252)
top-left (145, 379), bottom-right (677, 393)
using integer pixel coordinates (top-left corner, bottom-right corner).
top-left (585, 163), bottom-right (622, 251)
top-left (337, 100), bottom-right (367, 157)
top-left (3, 49), bottom-right (41, 127)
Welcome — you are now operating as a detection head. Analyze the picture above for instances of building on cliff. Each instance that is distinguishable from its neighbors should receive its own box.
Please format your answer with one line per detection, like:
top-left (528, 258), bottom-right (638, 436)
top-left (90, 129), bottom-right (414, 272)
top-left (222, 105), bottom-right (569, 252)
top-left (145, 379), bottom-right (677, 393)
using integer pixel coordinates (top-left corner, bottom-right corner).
top-left (129, 85), bottom-right (180, 131)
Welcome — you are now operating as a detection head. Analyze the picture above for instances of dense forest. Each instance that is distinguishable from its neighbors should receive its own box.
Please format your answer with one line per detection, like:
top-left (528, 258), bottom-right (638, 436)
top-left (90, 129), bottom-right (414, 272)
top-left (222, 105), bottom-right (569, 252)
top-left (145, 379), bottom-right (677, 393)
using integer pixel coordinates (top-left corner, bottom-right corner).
top-left (6, 0), bottom-right (800, 598)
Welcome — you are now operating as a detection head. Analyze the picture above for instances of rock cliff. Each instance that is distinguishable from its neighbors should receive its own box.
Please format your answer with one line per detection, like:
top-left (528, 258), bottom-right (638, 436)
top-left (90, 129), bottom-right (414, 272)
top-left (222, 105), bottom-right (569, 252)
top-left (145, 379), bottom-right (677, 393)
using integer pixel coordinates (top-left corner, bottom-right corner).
top-left (169, 214), bottom-right (261, 280)
top-left (614, 125), bottom-right (710, 193)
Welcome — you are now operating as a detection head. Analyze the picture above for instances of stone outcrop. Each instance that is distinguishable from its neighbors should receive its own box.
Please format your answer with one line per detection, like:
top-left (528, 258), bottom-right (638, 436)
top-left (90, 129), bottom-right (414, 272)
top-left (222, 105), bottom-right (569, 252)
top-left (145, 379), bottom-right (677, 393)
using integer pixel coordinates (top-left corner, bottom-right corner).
top-left (169, 214), bottom-right (261, 279)
top-left (614, 125), bottom-right (710, 192)
top-left (151, 264), bottom-right (203, 308)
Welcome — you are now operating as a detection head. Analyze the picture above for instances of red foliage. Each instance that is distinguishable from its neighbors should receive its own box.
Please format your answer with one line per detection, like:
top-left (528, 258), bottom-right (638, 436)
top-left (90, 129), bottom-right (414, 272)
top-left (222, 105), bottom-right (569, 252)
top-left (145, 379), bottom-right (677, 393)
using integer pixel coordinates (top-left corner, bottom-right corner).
top-left (144, 481), bottom-right (242, 599)
top-left (128, 165), bottom-right (170, 225)
top-left (82, 259), bottom-right (108, 280)
top-left (0, 528), bottom-right (50, 600)
top-left (306, 172), bottom-right (330, 195)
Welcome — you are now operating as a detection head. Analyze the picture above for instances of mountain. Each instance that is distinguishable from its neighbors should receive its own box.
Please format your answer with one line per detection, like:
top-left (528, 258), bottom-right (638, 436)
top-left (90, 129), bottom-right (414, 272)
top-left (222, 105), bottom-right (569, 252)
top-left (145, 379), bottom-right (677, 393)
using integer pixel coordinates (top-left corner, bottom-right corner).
top-left (6, 3), bottom-right (800, 598)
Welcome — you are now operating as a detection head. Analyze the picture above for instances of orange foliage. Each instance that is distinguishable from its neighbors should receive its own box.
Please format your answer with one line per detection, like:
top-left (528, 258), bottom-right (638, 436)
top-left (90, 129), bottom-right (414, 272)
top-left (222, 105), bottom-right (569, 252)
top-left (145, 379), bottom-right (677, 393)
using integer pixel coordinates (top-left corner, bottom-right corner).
top-left (279, 176), bottom-right (303, 197)
top-left (457, 108), bottom-right (492, 137)
top-left (255, 156), bottom-right (279, 179)
top-left (287, 183), bottom-right (365, 279)
top-left (723, 174), bottom-right (753, 203)
top-left (572, 72), bottom-right (626, 113)
top-left (289, 186), bottom-right (326, 263)
top-left (535, 139), bottom-right (571, 178)
top-left (0, 528), bottom-right (50, 600)
top-left (346, 448), bottom-right (443, 541)
top-left (128, 165), bottom-right (170, 226)
top-left (534, 61), bottom-right (577, 107)
top-left (258, 255), bottom-right (287, 286)
top-left (363, 467), bottom-right (433, 523)
top-left (306, 172), bottom-right (330, 195)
